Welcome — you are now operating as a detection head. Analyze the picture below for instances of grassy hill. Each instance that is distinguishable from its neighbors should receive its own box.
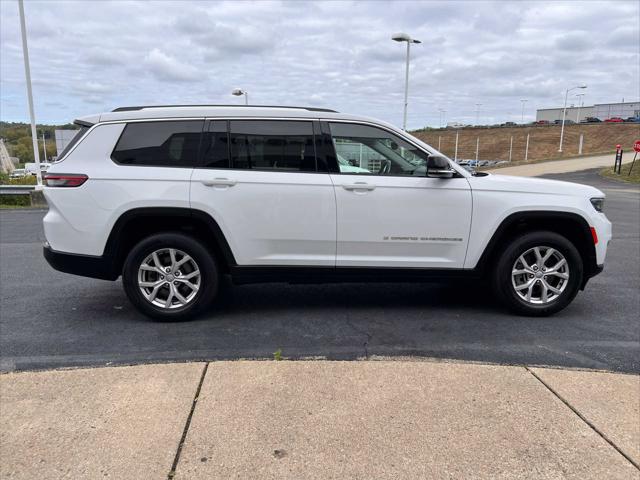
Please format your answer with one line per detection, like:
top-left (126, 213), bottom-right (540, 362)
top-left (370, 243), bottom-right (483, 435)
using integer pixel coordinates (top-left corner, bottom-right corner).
top-left (0, 122), bottom-right (75, 164)
top-left (412, 123), bottom-right (639, 162)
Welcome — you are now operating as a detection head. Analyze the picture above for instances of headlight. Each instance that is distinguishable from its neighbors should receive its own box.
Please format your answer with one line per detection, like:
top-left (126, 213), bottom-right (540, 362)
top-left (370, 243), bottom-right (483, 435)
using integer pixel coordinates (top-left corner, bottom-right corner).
top-left (590, 197), bottom-right (604, 212)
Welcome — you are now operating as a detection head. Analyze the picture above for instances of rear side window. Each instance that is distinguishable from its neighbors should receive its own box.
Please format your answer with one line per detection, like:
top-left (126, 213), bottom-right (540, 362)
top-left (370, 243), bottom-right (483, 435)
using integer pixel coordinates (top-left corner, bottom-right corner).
top-left (201, 120), bottom-right (230, 169)
top-left (111, 121), bottom-right (203, 167)
top-left (229, 120), bottom-right (316, 172)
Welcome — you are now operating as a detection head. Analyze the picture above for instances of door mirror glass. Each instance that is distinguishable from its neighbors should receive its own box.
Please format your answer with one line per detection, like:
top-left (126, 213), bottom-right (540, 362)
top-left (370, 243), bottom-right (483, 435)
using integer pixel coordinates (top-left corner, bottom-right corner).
top-left (426, 155), bottom-right (454, 178)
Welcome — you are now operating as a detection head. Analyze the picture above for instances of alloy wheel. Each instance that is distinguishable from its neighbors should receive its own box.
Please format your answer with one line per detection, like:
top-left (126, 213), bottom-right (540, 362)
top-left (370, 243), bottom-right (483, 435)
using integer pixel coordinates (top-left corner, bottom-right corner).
top-left (137, 248), bottom-right (201, 309)
top-left (511, 246), bottom-right (570, 305)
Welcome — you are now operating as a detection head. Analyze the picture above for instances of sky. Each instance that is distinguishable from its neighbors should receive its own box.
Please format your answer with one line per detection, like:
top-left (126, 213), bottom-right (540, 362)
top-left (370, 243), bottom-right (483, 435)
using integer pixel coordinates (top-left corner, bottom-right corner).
top-left (1, 0), bottom-right (638, 128)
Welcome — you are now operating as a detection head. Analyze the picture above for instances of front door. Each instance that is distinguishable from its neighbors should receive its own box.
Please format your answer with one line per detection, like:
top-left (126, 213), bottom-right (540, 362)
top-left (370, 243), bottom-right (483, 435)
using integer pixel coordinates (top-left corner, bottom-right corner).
top-left (328, 122), bottom-right (472, 269)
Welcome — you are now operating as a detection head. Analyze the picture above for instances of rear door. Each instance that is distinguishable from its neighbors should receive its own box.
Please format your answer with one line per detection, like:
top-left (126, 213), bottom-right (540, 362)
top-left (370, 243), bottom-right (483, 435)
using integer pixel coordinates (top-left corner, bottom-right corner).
top-left (190, 119), bottom-right (336, 266)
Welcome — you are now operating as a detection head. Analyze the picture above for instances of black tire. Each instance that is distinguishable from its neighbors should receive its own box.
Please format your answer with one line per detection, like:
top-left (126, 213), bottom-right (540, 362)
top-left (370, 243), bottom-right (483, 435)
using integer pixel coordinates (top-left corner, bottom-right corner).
top-left (122, 233), bottom-right (218, 321)
top-left (492, 231), bottom-right (583, 316)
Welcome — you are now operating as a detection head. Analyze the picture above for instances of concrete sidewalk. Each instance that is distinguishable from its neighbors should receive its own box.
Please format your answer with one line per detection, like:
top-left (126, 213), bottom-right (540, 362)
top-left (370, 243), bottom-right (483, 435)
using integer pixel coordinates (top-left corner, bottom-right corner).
top-left (1, 361), bottom-right (638, 480)
top-left (485, 151), bottom-right (635, 176)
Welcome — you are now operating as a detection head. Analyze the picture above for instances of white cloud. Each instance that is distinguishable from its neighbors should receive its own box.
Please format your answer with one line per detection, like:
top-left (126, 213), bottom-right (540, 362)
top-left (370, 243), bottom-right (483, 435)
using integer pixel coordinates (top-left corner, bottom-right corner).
top-left (0, 0), bottom-right (638, 127)
top-left (144, 48), bottom-right (200, 82)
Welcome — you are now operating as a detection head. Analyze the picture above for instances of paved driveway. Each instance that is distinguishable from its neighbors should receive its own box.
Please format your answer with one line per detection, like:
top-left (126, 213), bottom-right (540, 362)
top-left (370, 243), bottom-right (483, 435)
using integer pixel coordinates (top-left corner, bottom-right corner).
top-left (1, 169), bottom-right (638, 372)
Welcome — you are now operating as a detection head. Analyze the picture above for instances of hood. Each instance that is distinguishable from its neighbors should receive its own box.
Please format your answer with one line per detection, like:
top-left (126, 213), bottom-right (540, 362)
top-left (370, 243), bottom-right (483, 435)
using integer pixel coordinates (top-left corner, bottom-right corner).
top-left (468, 173), bottom-right (604, 198)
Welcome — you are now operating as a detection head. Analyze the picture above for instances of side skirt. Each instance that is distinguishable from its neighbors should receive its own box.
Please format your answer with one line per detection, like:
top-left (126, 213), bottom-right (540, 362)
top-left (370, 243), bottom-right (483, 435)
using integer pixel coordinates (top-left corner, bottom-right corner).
top-left (229, 266), bottom-right (481, 285)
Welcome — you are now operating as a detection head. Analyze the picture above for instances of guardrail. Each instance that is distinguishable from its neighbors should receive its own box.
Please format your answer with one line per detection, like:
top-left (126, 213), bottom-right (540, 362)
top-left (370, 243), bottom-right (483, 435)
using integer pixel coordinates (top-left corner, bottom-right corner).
top-left (0, 185), bottom-right (36, 195)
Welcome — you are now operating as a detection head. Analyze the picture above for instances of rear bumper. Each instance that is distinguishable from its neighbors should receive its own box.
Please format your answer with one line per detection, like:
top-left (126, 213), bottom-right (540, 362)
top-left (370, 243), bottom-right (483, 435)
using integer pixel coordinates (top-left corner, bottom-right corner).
top-left (43, 243), bottom-right (118, 281)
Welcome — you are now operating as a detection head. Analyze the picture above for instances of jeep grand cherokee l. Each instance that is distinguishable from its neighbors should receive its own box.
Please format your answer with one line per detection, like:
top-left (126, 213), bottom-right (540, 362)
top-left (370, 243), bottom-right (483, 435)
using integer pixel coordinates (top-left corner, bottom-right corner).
top-left (42, 105), bottom-right (611, 320)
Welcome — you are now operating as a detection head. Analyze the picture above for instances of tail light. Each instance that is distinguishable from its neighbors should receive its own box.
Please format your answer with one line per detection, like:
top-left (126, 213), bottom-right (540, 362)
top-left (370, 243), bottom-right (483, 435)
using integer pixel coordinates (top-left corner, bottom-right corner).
top-left (44, 174), bottom-right (88, 187)
top-left (590, 227), bottom-right (598, 245)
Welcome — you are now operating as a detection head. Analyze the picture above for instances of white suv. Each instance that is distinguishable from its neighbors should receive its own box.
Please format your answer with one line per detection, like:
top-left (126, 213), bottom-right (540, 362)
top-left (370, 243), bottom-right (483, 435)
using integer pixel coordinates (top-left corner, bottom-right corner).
top-left (42, 105), bottom-right (611, 320)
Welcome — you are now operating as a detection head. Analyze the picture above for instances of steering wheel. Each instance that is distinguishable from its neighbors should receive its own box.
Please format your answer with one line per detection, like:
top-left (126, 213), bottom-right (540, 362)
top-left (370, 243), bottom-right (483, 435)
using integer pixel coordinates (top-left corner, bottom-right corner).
top-left (378, 160), bottom-right (391, 175)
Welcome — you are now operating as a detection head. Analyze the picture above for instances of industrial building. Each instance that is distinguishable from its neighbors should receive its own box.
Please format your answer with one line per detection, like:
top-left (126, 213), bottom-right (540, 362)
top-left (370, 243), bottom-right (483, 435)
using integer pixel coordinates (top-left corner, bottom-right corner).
top-left (536, 101), bottom-right (639, 122)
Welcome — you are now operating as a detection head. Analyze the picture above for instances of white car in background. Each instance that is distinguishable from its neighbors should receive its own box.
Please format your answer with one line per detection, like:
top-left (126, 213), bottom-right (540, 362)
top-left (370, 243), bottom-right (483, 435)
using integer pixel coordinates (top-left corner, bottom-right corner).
top-left (9, 168), bottom-right (27, 178)
top-left (24, 162), bottom-right (52, 176)
top-left (42, 105), bottom-right (611, 321)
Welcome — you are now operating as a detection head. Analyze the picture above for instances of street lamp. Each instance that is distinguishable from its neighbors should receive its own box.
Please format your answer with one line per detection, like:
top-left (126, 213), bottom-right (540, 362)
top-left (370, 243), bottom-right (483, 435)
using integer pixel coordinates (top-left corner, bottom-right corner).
top-left (475, 103), bottom-right (482, 126)
top-left (392, 32), bottom-right (421, 131)
top-left (232, 88), bottom-right (249, 105)
top-left (558, 84), bottom-right (586, 152)
top-left (520, 99), bottom-right (527, 124)
top-left (575, 93), bottom-right (585, 122)
top-left (18, 0), bottom-right (42, 187)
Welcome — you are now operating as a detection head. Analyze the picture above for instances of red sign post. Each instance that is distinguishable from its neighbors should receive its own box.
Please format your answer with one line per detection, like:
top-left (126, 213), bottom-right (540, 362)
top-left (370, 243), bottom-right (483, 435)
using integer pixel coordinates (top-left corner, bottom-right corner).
top-left (628, 140), bottom-right (639, 175)
top-left (614, 144), bottom-right (623, 174)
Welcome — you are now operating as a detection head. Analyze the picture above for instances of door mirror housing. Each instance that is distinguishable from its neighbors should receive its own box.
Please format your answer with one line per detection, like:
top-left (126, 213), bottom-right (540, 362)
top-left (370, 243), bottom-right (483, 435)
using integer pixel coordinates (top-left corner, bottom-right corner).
top-left (426, 155), bottom-right (454, 179)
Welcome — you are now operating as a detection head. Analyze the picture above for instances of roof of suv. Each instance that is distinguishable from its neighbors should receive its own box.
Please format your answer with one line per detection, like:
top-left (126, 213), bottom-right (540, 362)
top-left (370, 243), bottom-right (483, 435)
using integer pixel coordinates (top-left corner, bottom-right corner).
top-left (78, 105), bottom-right (379, 125)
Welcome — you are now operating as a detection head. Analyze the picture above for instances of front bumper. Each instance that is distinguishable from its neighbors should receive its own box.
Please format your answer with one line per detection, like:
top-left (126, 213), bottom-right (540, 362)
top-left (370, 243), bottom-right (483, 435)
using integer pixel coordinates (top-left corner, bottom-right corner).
top-left (43, 243), bottom-right (118, 281)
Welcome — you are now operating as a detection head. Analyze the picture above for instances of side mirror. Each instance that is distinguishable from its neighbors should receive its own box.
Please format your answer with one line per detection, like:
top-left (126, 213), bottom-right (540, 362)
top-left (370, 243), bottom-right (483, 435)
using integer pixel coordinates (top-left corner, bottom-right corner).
top-left (426, 155), bottom-right (454, 179)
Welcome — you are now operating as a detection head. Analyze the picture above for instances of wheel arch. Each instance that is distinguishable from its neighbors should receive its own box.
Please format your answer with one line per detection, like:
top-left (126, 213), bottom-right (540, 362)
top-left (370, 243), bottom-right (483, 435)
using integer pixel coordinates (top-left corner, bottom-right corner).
top-left (104, 207), bottom-right (237, 278)
top-left (475, 211), bottom-right (598, 286)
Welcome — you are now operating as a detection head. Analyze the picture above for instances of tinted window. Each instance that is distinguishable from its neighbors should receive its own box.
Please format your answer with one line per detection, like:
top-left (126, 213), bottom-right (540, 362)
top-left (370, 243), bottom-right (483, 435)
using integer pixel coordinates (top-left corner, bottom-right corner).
top-left (201, 120), bottom-right (230, 169)
top-left (112, 121), bottom-right (203, 167)
top-left (229, 121), bottom-right (316, 172)
top-left (330, 122), bottom-right (429, 176)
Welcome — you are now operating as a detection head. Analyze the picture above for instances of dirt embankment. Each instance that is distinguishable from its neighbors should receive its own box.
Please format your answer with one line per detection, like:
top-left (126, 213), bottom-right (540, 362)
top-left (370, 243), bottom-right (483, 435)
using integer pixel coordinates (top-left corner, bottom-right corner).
top-left (412, 123), bottom-right (639, 162)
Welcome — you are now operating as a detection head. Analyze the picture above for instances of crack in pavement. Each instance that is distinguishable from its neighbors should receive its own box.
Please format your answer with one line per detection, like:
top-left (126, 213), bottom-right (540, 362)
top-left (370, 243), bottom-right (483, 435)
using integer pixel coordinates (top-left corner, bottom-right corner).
top-left (344, 318), bottom-right (373, 359)
top-left (168, 362), bottom-right (209, 479)
top-left (525, 366), bottom-right (640, 472)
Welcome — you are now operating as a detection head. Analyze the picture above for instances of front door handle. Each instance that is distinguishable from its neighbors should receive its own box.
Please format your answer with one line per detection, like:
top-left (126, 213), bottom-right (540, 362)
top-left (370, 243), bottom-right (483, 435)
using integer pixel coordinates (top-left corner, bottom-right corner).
top-left (202, 178), bottom-right (237, 187)
top-left (342, 182), bottom-right (375, 191)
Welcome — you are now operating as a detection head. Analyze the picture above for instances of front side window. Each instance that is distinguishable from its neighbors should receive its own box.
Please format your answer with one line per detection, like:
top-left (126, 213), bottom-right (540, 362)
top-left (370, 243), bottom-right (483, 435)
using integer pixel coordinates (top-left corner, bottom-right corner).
top-left (229, 120), bottom-right (316, 172)
top-left (329, 122), bottom-right (429, 176)
top-left (112, 121), bottom-right (203, 167)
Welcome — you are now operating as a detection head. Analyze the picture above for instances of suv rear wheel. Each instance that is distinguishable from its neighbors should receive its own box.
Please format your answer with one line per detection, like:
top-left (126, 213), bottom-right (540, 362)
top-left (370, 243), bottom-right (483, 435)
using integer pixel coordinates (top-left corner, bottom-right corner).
top-left (122, 233), bottom-right (218, 321)
top-left (493, 231), bottom-right (583, 316)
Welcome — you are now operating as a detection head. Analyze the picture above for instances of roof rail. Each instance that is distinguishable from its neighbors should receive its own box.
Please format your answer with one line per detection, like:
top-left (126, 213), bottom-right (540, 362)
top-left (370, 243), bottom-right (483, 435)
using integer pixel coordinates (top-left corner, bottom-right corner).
top-left (112, 105), bottom-right (338, 113)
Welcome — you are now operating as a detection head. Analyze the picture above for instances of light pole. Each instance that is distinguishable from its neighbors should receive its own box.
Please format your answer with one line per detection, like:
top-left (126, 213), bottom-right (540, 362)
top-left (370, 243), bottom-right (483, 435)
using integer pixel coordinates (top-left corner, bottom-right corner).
top-left (232, 88), bottom-right (249, 105)
top-left (438, 108), bottom-right (446, 128)
top-left (392, 32), bottom-right (421, 131)
top-left (575, 93), bottom-right (585, 122)
top-left (18, 0), bottom-right (42, 187)
top-left (520, 99), bottom-right (527, 123)
top-left (41, 131), bottom-right (47, 162)
top-left (558, 84), bottom-right (586, 152)
top-left (475, 103), bottom-right (482, 126)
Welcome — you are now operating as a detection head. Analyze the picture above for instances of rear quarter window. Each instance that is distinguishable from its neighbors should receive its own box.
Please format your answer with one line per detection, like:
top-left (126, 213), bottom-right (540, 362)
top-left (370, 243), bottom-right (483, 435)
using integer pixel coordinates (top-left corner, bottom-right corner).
top-left (111, 121), bottom-right (203, 167)
top-left (56, 125), bottom-right (90, 161)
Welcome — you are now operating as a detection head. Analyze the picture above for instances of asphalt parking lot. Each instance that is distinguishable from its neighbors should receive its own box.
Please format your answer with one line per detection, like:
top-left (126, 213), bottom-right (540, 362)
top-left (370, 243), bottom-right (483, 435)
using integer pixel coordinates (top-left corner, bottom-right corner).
top-left (1, 169), bottom-right (638, 373)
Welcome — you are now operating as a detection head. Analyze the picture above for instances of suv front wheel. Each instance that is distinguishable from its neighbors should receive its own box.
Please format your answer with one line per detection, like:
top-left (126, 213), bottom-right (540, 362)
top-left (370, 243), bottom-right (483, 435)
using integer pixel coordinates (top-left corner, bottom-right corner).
top-left (122, 233), bottom-right (218, 321)
top-left (493, 231), bottom-right (583, 316)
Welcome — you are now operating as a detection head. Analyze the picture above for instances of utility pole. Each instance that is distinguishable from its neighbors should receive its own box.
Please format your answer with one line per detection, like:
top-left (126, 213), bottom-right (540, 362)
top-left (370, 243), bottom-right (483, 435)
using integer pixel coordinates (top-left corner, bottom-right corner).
top-left (475, 103), bottom-right (482, 126)
top-left (18, 0), bottom-right (42, 187)
top-left (520, 99), bottom-right (527, 123)
top-left (575, 93), bottom-right (585, 122)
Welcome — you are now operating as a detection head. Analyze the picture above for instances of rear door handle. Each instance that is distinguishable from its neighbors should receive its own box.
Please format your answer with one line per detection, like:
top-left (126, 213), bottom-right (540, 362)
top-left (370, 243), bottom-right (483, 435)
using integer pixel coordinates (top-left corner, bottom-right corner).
top-left (202, 178), bottom-right (237, 187)
top-left (342, 182), bottom-right (375, 191)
